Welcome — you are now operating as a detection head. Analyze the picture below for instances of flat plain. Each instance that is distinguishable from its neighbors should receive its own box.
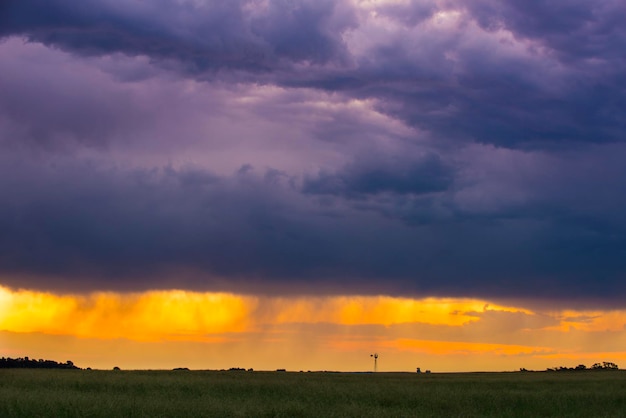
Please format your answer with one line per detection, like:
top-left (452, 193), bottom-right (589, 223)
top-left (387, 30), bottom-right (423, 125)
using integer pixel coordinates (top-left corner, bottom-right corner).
top-left (1, 369), bottom-right (625, 417)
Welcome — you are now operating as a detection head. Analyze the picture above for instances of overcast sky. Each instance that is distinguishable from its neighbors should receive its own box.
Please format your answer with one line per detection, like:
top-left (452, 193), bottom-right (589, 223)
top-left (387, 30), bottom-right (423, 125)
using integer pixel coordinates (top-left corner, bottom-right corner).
top-left (1, 0), bottom-right (626, 305)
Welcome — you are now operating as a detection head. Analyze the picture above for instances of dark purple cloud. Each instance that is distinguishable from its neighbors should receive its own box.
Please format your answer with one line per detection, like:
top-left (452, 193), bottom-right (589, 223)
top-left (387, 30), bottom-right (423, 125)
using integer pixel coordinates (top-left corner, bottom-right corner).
top-left (303, 153), bottom-right (452, 196)
top-left (3, 0), bottom-right (625, 149)
top-left (0, 0), bottom-right (356, 71)
top-left (463, 0), bottom-right (626, 61)
top-left (2, 154), bottom-right (625, 303)
top-left (1, 0), bottom-right (626, 305)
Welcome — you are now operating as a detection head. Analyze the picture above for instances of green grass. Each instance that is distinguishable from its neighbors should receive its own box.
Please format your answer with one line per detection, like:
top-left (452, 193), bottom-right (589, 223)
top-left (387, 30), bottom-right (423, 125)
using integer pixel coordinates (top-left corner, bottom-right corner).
top-left (1, 369), bottom-right (626, 417)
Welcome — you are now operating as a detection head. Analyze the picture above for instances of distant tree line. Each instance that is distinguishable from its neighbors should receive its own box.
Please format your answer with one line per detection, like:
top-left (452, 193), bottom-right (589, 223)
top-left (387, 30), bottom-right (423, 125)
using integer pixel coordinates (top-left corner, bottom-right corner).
top-left (546, 362), bottom-right (619, 372)
top-left (520, 362), bottom-right (619, 372)
top-left (0, 357), bottom-right (79, 369)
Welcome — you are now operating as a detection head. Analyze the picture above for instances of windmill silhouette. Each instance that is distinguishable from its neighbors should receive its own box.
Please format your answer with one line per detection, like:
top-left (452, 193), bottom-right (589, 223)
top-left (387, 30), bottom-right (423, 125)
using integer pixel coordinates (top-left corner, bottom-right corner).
top-left (370, 353), bottom-right (379, 372)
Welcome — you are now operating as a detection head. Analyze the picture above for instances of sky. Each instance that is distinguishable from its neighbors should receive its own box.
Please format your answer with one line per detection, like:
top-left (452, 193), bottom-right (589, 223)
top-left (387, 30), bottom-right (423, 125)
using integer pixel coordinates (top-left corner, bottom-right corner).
top-left (1, 0), bottom-right (626, 372)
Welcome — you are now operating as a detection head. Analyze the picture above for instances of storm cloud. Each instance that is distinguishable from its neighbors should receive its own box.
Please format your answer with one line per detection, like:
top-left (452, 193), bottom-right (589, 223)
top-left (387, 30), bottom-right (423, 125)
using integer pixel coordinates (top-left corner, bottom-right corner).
top-left (1, 0), bottom-right (625, 305)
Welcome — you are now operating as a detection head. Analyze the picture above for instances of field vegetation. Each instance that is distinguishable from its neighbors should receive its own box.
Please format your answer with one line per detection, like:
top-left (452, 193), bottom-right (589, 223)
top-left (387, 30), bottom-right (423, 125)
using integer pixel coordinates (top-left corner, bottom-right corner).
top-left (1, 368), bottom-right (626, 417)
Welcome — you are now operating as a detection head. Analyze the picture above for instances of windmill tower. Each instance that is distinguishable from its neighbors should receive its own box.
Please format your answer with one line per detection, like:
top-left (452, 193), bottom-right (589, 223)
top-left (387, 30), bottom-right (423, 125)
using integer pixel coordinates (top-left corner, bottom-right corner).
top-left (370, 353), bottom-right (379, 372)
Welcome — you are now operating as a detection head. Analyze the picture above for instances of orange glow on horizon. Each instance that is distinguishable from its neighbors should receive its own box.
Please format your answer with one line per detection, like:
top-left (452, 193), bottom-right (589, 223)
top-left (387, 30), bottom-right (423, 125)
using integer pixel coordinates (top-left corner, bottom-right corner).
top-left (537, 352), bottom-right (626, 361)
top-left (2, 285), bottom-right (626, 371)
top-left (325, 337), bottom-right (554, 356)
top-left (546, 310), bottom-right (626, 333)
top-left (252, 296), bottom-right (533, 328)
top-left (0, 286), bottom-right (534, 342)
top-left (0, 287), bottom-right (252, 341)
top-left (390, 339), bottom-right (553, 356)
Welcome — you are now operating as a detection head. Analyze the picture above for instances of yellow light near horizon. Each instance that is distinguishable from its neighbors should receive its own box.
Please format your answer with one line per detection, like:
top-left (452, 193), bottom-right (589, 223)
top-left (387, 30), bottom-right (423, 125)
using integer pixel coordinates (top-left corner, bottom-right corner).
top-left (391, 339), bottom-right (553, 356)
top-left (0, 286), bottom-right (537, 343)
top-left (257, 296), bottom-right (532, 328)
top-left (325, 337), bottom-right (553, 357)
top-left (550, 310), bottom-right (626, 332)
top-left (335, 297), bottom-right (529, 327)
top-left (4, 285), bottom-right (626, 372)
top-left (537, 352), bottom-right (626, 361)
top-left (0, 286), bottom-right (254, 342)
top-left (0, 285), bottom-right (592, 346)
top-left (0, 287), bottom-right (78, 334)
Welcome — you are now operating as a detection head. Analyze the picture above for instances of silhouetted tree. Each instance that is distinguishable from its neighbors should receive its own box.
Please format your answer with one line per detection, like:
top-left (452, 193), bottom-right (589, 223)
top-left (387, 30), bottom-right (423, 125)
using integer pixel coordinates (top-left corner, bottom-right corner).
top-left (545, 362), bottom-right (619, 372)
top-left (0, 357), bottom-right (79, 369)
top-left (603, 362), bottom-right (618, 370)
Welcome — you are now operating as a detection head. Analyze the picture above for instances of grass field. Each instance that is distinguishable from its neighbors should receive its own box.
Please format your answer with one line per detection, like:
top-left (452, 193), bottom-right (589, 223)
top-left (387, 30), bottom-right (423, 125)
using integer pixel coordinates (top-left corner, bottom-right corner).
top-left (1, 369), bottom-right (626, 417)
